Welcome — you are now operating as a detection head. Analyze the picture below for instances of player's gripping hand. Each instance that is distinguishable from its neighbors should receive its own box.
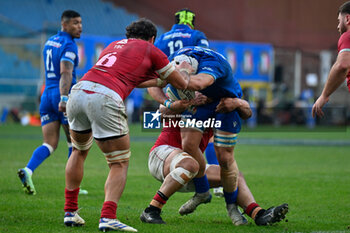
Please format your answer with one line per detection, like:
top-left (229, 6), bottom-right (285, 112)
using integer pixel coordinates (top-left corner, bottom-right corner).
top-left (176, 61), bottom-right (195, 75)
top-left (169, 99), bottom-right (191, 113)
top-left (216, 98), bottom-right (242, 113)
top-left (59, 95), bottom-right (68, 114)
top-left (190, 92), bottom-right (212, 106)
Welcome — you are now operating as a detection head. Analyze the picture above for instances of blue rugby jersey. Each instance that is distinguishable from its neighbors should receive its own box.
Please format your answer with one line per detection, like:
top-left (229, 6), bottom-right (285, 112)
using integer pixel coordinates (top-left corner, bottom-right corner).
top-left (155, 24), bottom-right (209, 57)
top-left (172, 46), bottom-right (242, 100)
top-left (43, 31), bottom-right (78, 89)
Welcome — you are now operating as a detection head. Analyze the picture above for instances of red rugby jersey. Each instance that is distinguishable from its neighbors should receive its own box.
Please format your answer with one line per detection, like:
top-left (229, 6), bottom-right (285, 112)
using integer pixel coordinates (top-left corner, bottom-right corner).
top-left (150, 124), bottom-right (213, 153)
top-left (81, 38), bottom-right (170, 99)
top-left (337, 31), bottom-right (350, 92)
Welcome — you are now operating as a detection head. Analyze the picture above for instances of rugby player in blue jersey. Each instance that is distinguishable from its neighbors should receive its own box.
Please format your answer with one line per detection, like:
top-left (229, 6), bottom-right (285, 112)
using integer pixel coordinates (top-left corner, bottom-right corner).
top-left (148, 46), bottom-right (259, 225)
top-left (155, 8), bottom-right (209, 57)
top-left (155, 9), bottom-right (223, 196)
top-left (17, 10), bottom-right (84, 195)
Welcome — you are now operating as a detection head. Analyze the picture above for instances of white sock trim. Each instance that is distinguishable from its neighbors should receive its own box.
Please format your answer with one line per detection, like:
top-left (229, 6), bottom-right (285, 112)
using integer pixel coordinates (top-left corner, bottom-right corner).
top-left (42, 143), bottom-right (54, 154)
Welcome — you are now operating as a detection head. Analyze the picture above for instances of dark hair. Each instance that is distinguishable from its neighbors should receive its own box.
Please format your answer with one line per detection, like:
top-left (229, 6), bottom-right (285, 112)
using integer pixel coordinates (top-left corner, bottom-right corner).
top-left (339, 1), bottom-right (350, 15)
top-left (61, 10), bottom-right (81, 22)
top-left (125, 18), bottom-right (157, 40)
top-left (175, 8), bottom-right (195, 28)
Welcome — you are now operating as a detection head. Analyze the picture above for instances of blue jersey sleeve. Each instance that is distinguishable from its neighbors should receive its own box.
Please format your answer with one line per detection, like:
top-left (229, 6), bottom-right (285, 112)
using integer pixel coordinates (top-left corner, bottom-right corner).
top-left (61, 42), bottom-right (78, 65)
top-left (197, 57), bottom-right (227, 80)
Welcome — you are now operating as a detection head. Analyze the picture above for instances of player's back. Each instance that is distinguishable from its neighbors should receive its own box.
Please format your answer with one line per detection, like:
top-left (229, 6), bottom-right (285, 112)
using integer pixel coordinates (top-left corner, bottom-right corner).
top-left (43, 31), bottom-right (78, 89)
top-left (155, 24), bottom-right (209, 57)
top-left (173, 46), bottom-right (242, 100)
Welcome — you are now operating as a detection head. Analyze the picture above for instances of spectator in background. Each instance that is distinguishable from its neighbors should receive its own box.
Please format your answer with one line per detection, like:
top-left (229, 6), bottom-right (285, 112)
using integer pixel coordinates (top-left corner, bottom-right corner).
top-left (17, 10), bottom-right (86, 195)
top-left (312, 1), bottom-right (350, 118)
top-left (63, 18), bottom-right (190, 232)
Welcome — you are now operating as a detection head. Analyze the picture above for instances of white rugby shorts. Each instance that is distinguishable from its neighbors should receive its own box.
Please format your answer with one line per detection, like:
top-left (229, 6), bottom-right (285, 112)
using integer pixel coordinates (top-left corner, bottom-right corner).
top-left (67, 81), bottom-right (129, 139)
top-left (148, 145), bottom-right (196, 192)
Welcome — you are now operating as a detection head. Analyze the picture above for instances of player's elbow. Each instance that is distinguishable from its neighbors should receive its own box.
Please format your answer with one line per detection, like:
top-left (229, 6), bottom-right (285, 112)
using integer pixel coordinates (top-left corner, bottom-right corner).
top-left (239, 108), bottom-right (252, 120)
top-left (334, 60), bottom-right (350, 73)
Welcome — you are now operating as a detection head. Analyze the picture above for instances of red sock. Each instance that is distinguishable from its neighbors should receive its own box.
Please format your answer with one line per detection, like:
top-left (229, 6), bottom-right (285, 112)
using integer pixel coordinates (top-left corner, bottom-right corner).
top-left (101, 201), bottom-right (117, 219)
top-left (64, 188), bottom-right (80, 212)
top-left (245, 202), bottom-right (260, 217)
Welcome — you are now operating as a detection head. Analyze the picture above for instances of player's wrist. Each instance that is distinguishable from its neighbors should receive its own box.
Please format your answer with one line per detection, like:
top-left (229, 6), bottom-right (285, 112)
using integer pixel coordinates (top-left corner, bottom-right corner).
top-left (163, 99), bottom-right (173, 109)
top-left (156, 78), bottom-right (165, 87)
top-left (60, 95), bottom-right (69, 103)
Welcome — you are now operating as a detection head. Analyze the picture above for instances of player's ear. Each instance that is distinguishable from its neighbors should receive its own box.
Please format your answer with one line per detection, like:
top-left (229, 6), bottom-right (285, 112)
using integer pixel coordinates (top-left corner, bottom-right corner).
top-left (149, 36), bottom-right (155, 44)
top-left (346, 14), bottom-right (350, 25)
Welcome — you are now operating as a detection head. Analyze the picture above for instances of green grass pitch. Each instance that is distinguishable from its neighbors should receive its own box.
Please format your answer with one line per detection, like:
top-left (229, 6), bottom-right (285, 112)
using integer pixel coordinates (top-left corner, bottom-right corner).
top-left (0, 123), bottom-right (349, 232)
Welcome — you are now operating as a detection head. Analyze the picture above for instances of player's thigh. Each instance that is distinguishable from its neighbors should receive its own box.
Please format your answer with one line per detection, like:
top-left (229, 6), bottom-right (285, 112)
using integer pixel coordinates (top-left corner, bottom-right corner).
top-left (95, 134), bottom-right (130, 153)
top-left (149, 145), bottom-right (181, 181)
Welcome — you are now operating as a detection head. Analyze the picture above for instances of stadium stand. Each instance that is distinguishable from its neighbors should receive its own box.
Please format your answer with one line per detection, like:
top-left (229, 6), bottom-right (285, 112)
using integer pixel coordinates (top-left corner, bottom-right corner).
top-left (0, 0), bottom-right (145, 36)
top-left (0, 0), bottom-right (166, 114)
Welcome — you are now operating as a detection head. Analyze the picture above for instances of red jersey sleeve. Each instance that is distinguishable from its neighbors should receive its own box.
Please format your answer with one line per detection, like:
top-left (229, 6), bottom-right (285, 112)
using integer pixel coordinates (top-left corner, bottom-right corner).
top-left (338, 31), bottom-right (350, 92)
top-left (149, 44), bottom-right (171, 72)
top-left (338, 31), bottom-right (350, 53)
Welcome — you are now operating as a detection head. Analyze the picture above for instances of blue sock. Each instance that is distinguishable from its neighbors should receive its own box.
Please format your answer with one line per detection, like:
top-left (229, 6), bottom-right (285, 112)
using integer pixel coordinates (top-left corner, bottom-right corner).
top-left (205, 142), bottom-right (219, 165)
top-left (224, 188), bottom-right (239, 204)
top-left (68, 146), bottom-right (72, 159)
top-left (26, 145), bottom-right (51, 172)
top-left (193, 175), bottom-right (210, 193)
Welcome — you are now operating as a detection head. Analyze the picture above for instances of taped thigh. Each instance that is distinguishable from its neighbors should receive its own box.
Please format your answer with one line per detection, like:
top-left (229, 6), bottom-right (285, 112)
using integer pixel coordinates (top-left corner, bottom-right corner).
top-left (104, 149), bottom-right (131, 164)
top-left (214, 132), bottom-right (237, 147)
top-left (71, 136), bottom-right (93, 151)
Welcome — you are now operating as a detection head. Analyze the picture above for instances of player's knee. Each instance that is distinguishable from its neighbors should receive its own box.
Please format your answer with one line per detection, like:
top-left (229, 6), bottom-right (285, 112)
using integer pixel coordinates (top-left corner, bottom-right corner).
top-left (177, 157), bottom-right (199, 175)
top-left (170, 166), bottom-right (198, 185)
top-left (103, 149), bottom-right (130, 164)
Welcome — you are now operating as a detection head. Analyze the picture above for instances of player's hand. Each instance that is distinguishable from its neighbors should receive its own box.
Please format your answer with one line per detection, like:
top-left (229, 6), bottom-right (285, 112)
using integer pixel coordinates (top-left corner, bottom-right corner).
top-left (191, 92), bottom-right (211, 106)
top-left (170, 100), bottom-right (191, 112)
top-left (58, 101), bottom-right (67, 114)
top-left (176, 61), bottom-right (194, 74)
top-left (312, 95), bottom-right (329, 118)
top-left (216, 97), bottom-right (241, 113)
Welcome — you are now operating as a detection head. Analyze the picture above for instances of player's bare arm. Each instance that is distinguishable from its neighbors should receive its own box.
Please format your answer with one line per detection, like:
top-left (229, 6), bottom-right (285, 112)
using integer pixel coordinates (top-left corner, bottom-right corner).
top-left (137, 78), bottom-right (167, 88)
top-left (216, 98), bottom-right (252, 120)
top-left (312, 51), bottom-right (350, 117)
top-left (186, 73), bottom-right (215, 91)
top-left (59, 60), bottom-right (73, 112)
top-left (148, 87), bottom-right (190, 112)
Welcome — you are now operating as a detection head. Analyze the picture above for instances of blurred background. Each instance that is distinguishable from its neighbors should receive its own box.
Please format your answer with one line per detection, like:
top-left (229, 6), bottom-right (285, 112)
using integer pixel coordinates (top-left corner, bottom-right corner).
top-left (0, 0), bottom-right (348, 129)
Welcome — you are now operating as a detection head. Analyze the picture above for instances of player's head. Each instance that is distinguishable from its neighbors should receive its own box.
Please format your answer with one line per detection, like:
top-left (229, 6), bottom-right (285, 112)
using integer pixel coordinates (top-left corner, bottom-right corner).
top-left (175, 8), bottom-right (195, 29)
top-left (61, 10), bottom-right (82, 39)
top-left (338, 1), bottom-right (350, 34)
top-left (126, 18), bottom-right (157, 43)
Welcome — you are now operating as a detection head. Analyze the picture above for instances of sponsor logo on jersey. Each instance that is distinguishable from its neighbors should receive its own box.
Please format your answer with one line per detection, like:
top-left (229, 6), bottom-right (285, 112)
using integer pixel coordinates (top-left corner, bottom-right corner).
top-left (164, 32), bottom-right (191, 40)
top-left (45, 41), bottom-right (62, 48)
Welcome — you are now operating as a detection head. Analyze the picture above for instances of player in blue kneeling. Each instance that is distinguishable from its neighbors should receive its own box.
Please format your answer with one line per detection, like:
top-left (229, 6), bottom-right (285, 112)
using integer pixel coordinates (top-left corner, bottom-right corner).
top-left (17, 10), bottom-right (87, 195)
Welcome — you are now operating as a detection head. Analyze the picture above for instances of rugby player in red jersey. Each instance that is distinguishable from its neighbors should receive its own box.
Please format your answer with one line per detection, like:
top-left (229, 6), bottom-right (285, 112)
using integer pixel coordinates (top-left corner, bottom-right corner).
top-left (312, 1), bottom-right (350, 117)
top-left (63, 18), bottom-right (191, 232)
top-left (140, 96), bottom-right (288, 226)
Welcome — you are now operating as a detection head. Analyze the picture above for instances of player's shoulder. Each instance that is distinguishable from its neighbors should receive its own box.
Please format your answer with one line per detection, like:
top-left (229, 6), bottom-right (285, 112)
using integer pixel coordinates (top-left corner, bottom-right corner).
top-left (339, 31), bottom-right (350, 43)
